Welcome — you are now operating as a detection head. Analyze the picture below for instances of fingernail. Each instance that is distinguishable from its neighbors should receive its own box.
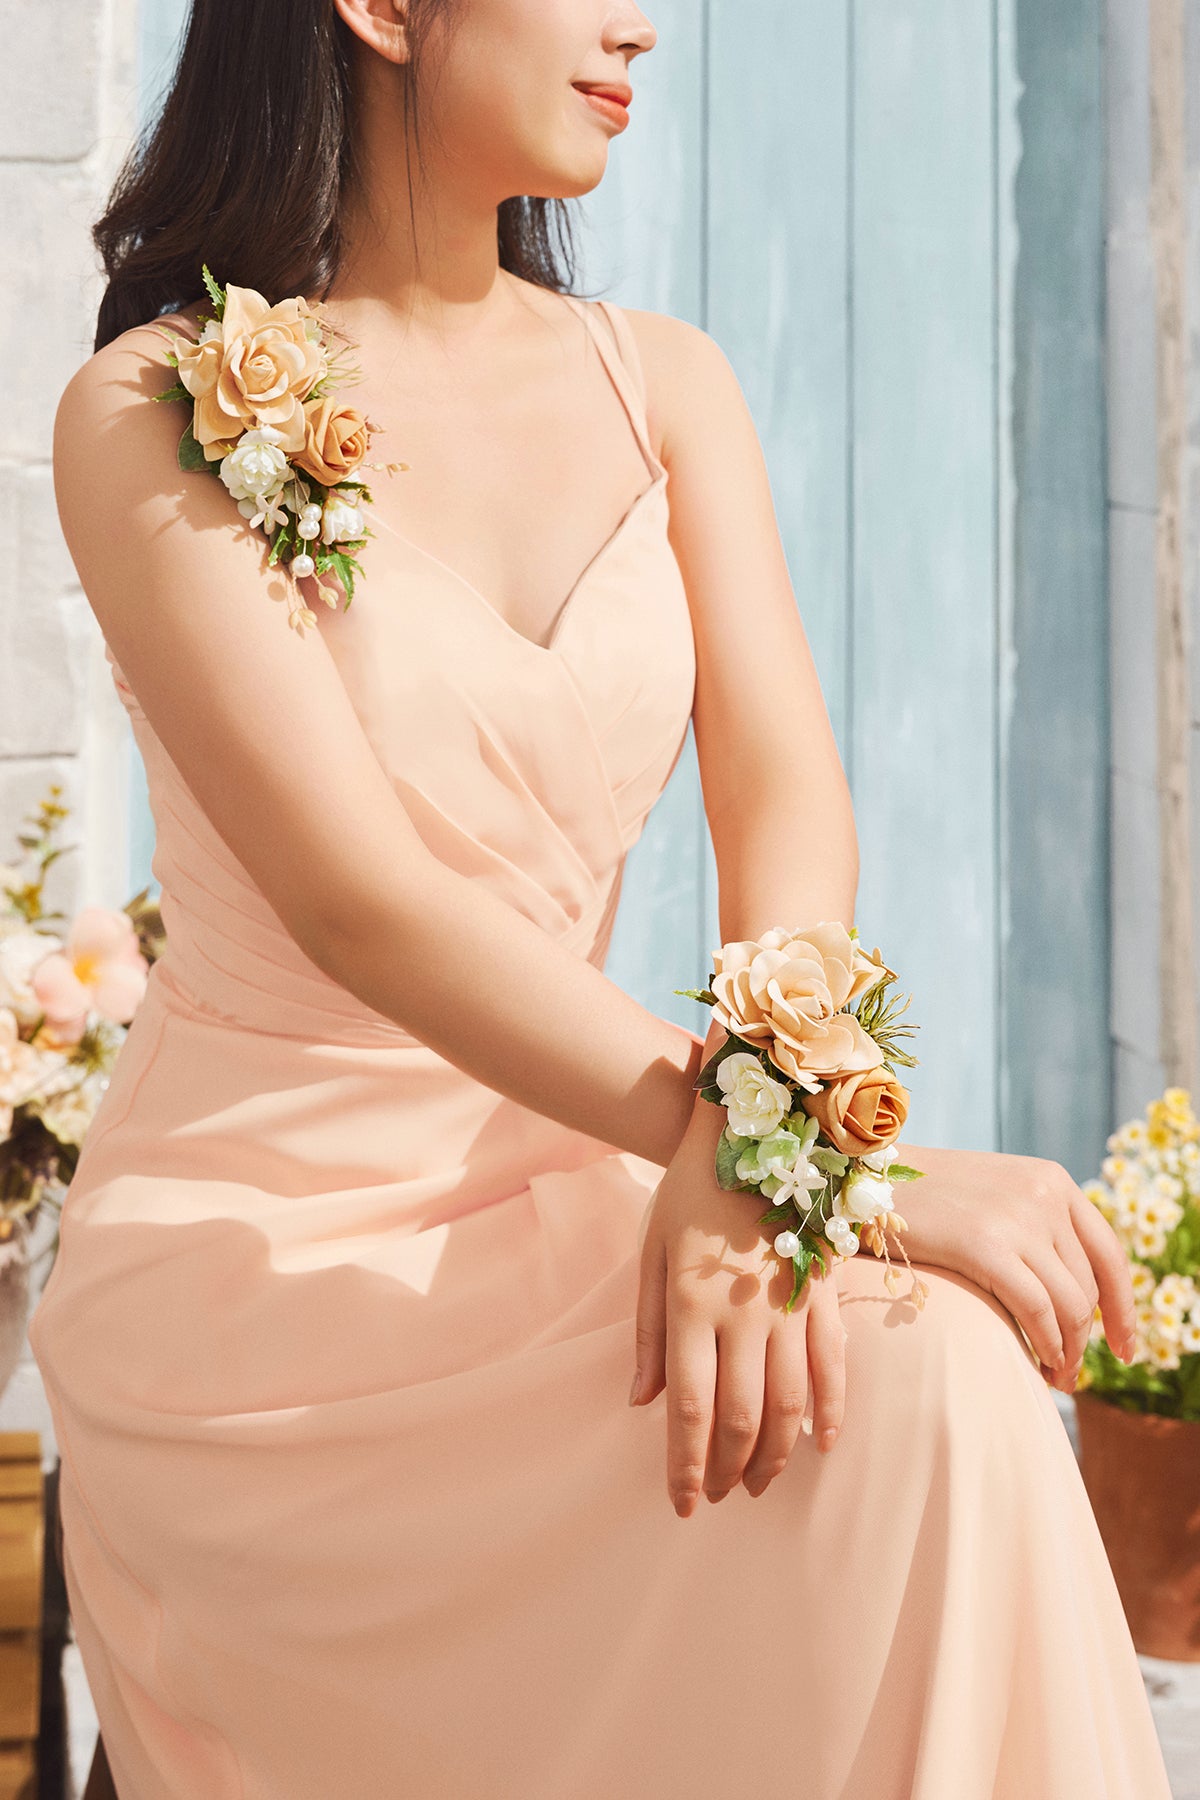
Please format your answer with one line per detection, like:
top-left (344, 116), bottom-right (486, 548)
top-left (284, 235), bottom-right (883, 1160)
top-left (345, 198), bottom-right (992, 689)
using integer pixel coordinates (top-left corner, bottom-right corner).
top-left (628, 1370), bottom-right (641, 1406)
top-left (1053, 1351), bottom-right (1066, 1370)
top-left (820, 1428), bottom-right (838, 1453)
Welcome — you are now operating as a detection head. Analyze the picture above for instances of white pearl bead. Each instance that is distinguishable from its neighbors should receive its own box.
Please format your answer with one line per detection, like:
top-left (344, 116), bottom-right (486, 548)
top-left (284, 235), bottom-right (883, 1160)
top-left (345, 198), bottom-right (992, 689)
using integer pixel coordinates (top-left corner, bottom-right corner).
top-left (297, 517), bottom-right (321, 540)
top-left (838, 1232), bottom-right (860, 1255)
top-left (774, 1229), bottom-right (801, 1258)
top-left (291, 552), bottom-right (315, 578)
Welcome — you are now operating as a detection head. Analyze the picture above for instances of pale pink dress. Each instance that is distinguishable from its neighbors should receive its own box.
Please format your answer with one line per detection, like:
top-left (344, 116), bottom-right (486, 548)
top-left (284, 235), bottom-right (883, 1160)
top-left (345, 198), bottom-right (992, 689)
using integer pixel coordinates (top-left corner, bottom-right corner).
top-left (28, 295), bottom-right (1173, 1799)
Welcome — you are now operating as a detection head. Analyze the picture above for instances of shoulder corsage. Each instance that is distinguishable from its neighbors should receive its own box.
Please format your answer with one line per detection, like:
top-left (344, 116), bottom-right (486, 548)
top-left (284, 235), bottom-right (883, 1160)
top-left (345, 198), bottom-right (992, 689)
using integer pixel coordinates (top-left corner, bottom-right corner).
top-left (676, 921), bottom-right (928, 1313)
top-left (152, 265), bottom-right (404, 635)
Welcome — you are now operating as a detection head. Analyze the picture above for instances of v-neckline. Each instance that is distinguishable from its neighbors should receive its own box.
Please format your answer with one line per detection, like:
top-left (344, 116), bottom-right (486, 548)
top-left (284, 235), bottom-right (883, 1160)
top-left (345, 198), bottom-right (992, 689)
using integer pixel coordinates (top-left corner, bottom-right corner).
top-left (369, 293), bottom-right (668, 658)
top-left (375, 467), bottom-right (667, 658)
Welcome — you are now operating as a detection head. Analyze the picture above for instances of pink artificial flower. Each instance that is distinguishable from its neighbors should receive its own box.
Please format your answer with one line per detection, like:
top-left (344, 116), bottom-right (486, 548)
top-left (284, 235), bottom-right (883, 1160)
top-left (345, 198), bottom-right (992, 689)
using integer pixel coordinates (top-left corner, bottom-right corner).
top-left (32, 906), bottom-right (149, 1029)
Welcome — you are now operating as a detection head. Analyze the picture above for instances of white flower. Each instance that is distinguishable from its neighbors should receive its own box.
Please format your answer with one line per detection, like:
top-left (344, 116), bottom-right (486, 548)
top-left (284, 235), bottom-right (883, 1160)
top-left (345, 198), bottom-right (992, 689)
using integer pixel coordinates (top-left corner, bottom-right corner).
top-left (1154, 1273), bottom-right (1198, 1315)
top-left (860, 1142), bottom-right (900, 1175)
top-left (220, 426), bottom-right (290, 507)
top-left (1130, 1264), bottom-right (1157, 1302)
top-left (835, 1169), bottom-right (893, 1225)
top-left (199, 318), bottom-right (223, 344)
top-left (321, 496), bottom-right (366, 545)
top-left (0, 926), bottom-right (61, 1029)
top-left (716, 1052), bottom-right (791, 1138)
top-left (758, 1156), bottom-right (827, 1208)
top-left (0, 1006), bottom-right (53, 1134)
top-left (33, 1069), bottom-right (107, 1148)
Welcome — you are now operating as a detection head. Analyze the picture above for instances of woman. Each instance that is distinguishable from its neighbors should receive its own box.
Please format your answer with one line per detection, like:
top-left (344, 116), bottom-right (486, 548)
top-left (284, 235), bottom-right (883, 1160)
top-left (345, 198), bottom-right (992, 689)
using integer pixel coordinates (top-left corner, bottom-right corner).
top-left (28, 1), bottom-right (1173, 1795)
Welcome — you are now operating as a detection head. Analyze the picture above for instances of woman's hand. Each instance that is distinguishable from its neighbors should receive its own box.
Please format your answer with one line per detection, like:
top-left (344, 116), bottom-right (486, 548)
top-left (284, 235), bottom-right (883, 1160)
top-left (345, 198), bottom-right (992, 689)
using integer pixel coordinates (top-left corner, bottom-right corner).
top-left (629, 1118), bottom-right (847, 1517)
top-left (889, 1142), bottom-right (1138, 1392)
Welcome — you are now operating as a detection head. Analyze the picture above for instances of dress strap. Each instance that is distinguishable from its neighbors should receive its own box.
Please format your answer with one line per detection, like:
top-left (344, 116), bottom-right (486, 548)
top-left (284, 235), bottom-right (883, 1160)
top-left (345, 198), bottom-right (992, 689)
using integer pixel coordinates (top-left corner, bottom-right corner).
top-left (563, 294), bottom-right (663, 481)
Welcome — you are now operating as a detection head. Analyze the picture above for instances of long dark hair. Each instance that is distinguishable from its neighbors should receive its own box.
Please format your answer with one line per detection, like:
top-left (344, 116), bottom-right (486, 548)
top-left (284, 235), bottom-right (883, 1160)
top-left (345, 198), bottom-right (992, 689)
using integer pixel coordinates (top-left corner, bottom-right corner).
top-left (93, 0), bottom-right (583, 351)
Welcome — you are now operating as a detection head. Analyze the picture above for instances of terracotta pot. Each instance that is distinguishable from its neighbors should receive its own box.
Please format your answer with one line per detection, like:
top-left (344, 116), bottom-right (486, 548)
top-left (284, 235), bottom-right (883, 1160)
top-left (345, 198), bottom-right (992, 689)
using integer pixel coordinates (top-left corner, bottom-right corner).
top-left (0, 1219), bottom-right (33, 1405)
top-left (1074, 1388), bottom-right (1200, 1660)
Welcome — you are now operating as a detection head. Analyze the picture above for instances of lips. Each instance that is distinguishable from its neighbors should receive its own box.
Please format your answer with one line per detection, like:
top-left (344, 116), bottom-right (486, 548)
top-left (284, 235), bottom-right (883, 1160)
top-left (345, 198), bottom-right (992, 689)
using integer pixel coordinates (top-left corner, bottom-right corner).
top-left (573, 83), bottom-right (633, 109)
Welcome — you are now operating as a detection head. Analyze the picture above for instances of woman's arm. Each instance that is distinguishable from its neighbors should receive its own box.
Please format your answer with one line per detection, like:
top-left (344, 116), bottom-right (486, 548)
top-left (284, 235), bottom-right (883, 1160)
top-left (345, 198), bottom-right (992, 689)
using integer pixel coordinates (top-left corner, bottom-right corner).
top-left (620, 312), bottom-right (859, 1510)
top-left (627, 311), bottom-right (1134, 1477)
top-left (629, 308), bottom-right (861, 1075)
top-left (53, 325), bottom-right (704, 1168)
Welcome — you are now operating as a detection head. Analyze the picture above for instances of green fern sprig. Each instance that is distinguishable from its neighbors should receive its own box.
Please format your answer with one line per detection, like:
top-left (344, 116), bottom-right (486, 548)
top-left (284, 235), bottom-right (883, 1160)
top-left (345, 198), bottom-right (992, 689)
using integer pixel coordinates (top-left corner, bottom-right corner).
top-left (854, 978), bottom-right (919, 1070)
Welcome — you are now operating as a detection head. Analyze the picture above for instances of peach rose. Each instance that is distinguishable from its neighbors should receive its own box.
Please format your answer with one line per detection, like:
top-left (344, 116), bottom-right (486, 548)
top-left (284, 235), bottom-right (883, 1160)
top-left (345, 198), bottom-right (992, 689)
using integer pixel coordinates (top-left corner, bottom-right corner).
top-left (709, 922), bottom-right (886, 1090)
top-left (801, 1063), bottom-right (910, 1157)
top-left (293, 395), bottom-right (373, 485)
top-left (175, 284), bottom-right (326, 459)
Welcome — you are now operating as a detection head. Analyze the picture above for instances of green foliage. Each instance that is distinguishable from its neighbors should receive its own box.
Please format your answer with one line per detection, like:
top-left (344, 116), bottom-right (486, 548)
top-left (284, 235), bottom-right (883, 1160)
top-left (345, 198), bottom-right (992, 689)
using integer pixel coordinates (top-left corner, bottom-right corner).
top-left (176, 422), bottom-right (210, 473)
top-left (200, 262), bottom-right (226, 320)
top-left (1082, 1335), bottom-right (1200, 1422)
top-left (3, 784), bottom-right (73, 926)
top-left (756, 1202), bottom-right (796, 1226)
top-left (715, 1131), bottom-right (759, 1192)
top-left (267, 520), bottom-right (295, 567)
top-left (809, 1146), bottom-right (849, 1178)
top-left (784, 1235), bottom-right (827, 1312)
top-left (854, 976), bottom-right (920, 1072)
top-left (325, 548), bottom-right (363, 606)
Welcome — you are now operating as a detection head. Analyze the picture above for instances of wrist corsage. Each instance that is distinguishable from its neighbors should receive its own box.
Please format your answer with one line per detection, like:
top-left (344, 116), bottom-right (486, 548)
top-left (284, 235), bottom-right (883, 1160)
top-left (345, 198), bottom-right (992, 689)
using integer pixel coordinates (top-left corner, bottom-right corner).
top-left (152, 264), bottom-right (405, 636)
top-left (675, 921), bottom-right (929, 1313)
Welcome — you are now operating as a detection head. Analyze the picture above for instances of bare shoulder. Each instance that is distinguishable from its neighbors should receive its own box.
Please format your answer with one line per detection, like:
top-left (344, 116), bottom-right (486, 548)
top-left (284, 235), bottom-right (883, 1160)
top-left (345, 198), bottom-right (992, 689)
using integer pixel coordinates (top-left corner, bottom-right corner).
top-left (53, 308), bottom-right (208, 573)
top-left (55, 309), bottom-right (205, 456)
top-left (615, 307), bottom-right (745, 469)
top-left (50, 301), bottom-right (252, 661)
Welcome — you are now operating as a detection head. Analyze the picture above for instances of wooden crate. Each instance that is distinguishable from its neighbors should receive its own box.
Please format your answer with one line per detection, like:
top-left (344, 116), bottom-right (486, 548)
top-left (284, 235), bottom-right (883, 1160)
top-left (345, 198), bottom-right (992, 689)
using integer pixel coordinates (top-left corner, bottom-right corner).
top-left (0, 1432), bottom-right (43, 1800)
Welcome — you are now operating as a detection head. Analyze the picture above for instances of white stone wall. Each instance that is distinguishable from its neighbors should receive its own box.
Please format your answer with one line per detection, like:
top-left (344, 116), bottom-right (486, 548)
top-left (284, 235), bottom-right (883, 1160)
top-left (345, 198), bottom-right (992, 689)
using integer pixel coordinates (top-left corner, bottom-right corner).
top-left (1106, 0), bottom-right (1200, 1119)
top-left (0, 0), bottom-right (141, 1446)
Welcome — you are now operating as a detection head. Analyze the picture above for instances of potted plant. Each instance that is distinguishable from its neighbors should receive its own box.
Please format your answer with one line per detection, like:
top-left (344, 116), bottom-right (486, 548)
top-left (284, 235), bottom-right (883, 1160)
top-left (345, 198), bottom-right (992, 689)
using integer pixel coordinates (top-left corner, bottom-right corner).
top-left (0, 783), bottom-right (163, 1403)
top-left (1075, 1085), bottom-right (1200, 1660)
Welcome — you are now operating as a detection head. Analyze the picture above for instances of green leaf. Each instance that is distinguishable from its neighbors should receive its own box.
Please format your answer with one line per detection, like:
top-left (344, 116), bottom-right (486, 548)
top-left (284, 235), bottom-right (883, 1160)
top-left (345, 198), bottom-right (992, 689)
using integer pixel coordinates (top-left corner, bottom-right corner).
top-left (176, 421), bottom-right (209, 473)
top-left (1177, 1354), bottom-right (1200, 1419)
top-left (267, 521), bottom-right (295, 568)
top-left (715, 1133), bottom-right (756, 1190)
top-left (152, 382), bottom-right (191, 405)
top-left (757, 1203), bottom-right (796, 1226)
top-left (200, 263), bottom-right (226, 319)
top-left (887, 1164), bottom-right (925, 1182)
top-left (672, 986), bottom-right (716, 1004)
top-left (783, 1236), bottom-right (826, 1313)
